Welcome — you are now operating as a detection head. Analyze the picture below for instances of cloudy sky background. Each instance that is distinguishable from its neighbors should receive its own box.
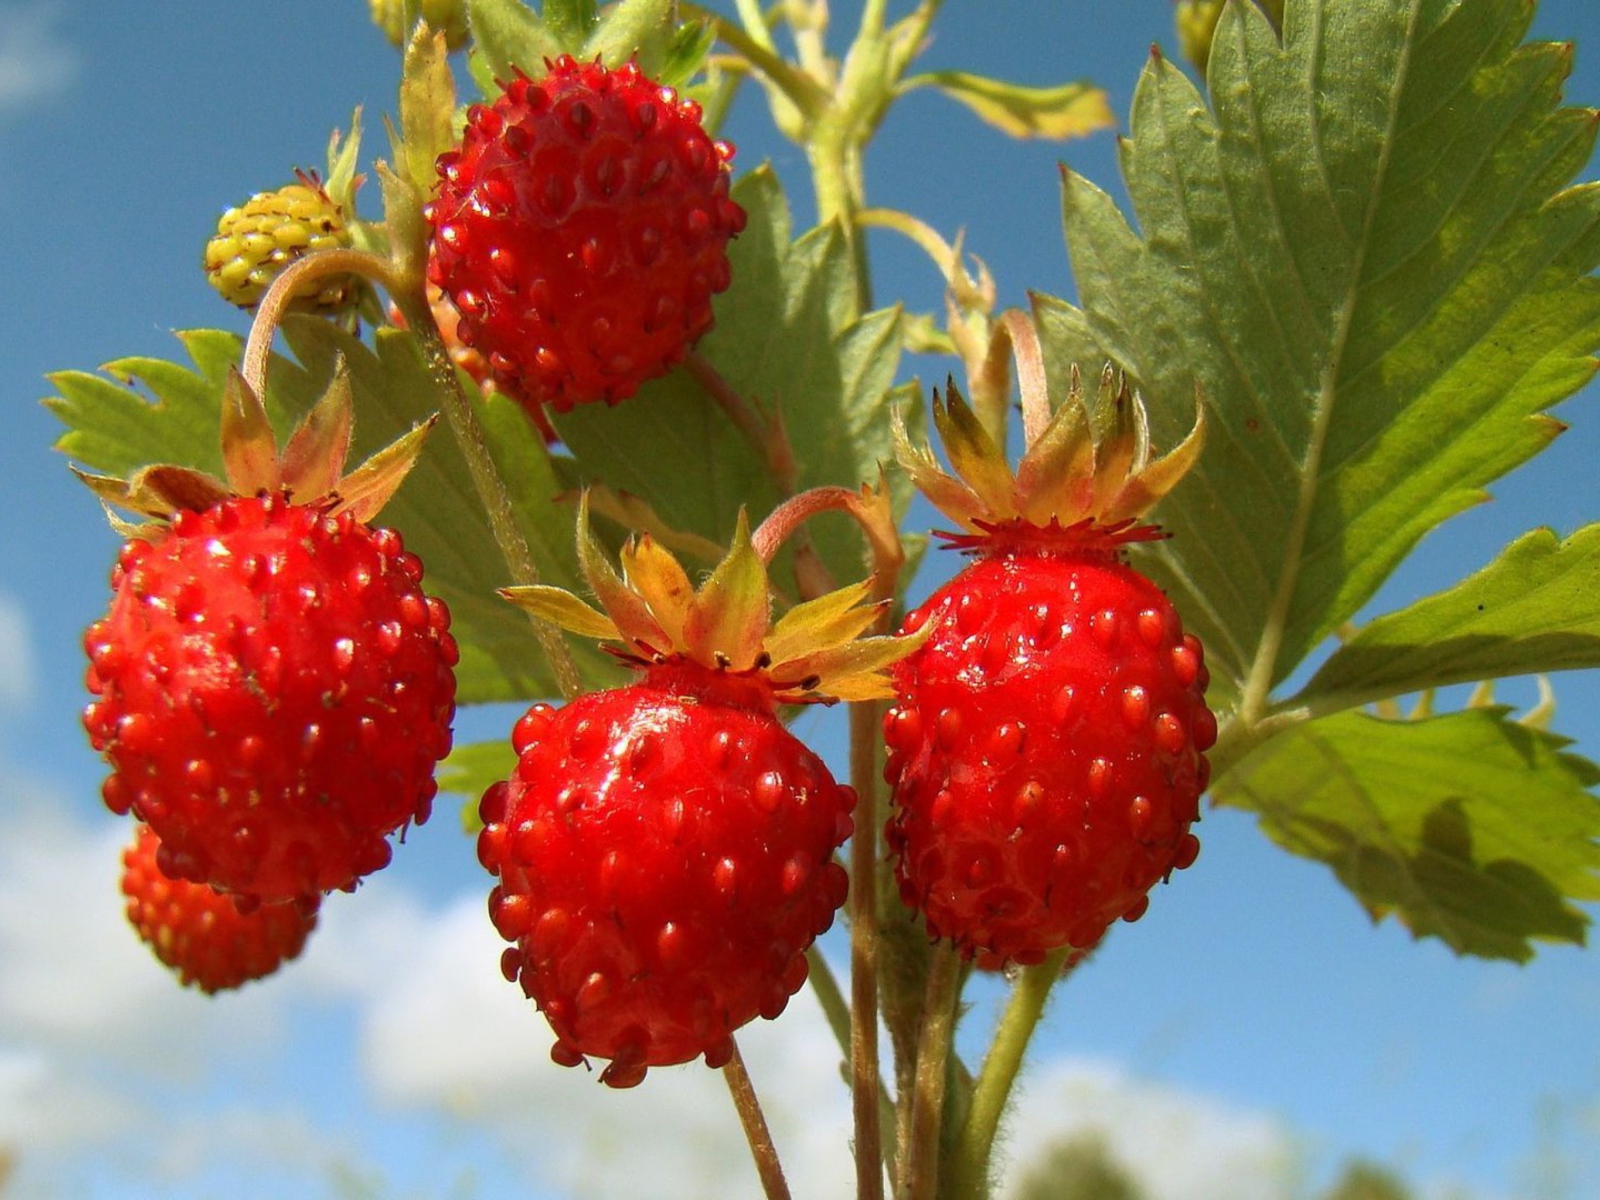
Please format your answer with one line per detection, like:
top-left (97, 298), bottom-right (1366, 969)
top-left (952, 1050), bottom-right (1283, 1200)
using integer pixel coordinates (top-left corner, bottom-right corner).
top-left (2, 2), bottom-right (1599, 1198)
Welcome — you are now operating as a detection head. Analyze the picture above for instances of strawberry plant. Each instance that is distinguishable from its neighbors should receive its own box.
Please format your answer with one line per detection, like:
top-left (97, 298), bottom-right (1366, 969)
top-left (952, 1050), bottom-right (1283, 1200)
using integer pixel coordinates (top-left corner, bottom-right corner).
top-left (43, 0), bottom-right (1600, 1195)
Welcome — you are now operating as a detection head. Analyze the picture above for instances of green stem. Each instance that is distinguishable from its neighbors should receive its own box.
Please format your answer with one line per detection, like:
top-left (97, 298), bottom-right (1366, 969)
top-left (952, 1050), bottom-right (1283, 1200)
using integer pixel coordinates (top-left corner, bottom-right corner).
top-left (243, 246), bottom-right (584, 701)
top-left (683, 2), bottom-right (828, 119)
top-left (808, 133), bottom-right (873, 314)
top-left (723, 1040), bottom-right (793, 1200)
top-left (849, 695), bottom-right (887, 1200)
top-left (899, 943), bottom-right (962, 1200)
top-left (946, 946), bottom-right (1071, 1198)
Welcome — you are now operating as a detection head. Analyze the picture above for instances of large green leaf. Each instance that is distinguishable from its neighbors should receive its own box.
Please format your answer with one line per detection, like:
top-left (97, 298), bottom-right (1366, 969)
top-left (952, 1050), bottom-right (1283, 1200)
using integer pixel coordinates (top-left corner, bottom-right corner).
top-left (1300, 524), bottom-right (1600, 711)
top-left (1036, 0), bottom-right (1600, 711)
top-left (551, 166), bottom-right (913, 599)
top-left (46, 320), bottom-right (614, 705)
top-left (1213, 705), bottom-right (1600, 961)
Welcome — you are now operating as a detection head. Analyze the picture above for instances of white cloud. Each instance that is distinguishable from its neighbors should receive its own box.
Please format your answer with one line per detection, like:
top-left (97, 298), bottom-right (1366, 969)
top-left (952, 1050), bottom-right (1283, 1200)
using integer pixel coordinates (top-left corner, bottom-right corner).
top-left (0, 792), bottom-right (1313, 1200)
top-left (0, 803), bottom-right (290, 1072)
top-left (0, 3), bottom-right (77, 116)
top-left (338, 890), bottom-right (856, 1199)
top-left (0, 593), bottom-right (31, 710)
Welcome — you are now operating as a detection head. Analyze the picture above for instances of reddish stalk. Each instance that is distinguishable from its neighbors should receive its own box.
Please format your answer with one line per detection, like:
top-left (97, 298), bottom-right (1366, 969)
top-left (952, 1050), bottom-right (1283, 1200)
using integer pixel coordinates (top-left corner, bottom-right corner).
top-left (752, 482), bottom-right (908, 1200)
top-left (724, 1039), bottom-right (794, 1200)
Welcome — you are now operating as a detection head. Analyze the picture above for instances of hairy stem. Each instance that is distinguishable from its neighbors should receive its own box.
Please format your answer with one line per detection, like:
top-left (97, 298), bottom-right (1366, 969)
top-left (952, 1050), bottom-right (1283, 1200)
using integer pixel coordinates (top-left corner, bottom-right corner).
top-left (899, 943), bottom-right (962, 1200)
top-left (947, 945), bottom-right (1071, 1198)
top-left (724, 1040), bottom-right (793, 1200)
top-left (849, 695), bottom-right (888, 1200)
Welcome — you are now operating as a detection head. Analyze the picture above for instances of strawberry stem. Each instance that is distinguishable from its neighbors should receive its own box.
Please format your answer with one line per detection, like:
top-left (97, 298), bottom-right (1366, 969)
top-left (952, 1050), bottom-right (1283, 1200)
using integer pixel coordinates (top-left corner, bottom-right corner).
top-left (946, 944), bottom-right (1072, 1198)
top-left (241, 246), bottom-right (584, 699)
top-left (723, 1038), bottom-right (793, 1200)
top-left (898, 942), bottom-right (962, 1200)
top-left (751, 481), bottom-right (908, 1199)
top-left (849, 695), bottom-right (889, 1200)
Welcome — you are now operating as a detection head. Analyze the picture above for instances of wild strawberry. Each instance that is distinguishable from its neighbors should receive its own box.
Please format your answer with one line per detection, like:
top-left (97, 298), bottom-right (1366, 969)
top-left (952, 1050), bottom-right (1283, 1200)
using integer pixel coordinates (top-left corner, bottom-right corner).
top-left (478, 504), bottom-right (919, 1086)
top-left (203, 177), bottom-right (358, 312)
top-left (425, 56), bottom-right (747, 415)
top-left (80, 370), bottom-right (457, 904)
top-left (121, 823), bottom-right (318, 993)
top-left (884, 349), bottom-right (1213, 967)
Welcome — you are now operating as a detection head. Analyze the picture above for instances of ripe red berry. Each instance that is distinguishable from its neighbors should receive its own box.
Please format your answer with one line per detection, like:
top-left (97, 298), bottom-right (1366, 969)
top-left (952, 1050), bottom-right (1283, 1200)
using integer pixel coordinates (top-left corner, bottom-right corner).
top-left (479, 667), bottom-right (854, 1087)
top-left (425, 56), bottom-right (747, 415)
top-left (121, 823), bottom-right (319, 993)
top-left (83, 493), bottom-right (458, 904)
top-left (885, 360), bottom-right (1213, 966)
top-left (884, 531), bottom-right (1213, 965)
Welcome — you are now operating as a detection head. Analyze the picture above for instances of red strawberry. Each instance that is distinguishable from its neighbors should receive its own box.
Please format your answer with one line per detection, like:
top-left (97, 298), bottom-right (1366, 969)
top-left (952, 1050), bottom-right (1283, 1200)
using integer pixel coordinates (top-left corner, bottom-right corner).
top-left (478, 506), bottom-right (918, 1086)
top-left (884, 360), bottom-right (1213, 966)
top-left (121, 823), bottom-right (319, 993)
top-left (84, 494), bottom-right (458, 902)
top-left (80, 368), bottom-right (456, 905)
top-left (425, 55), bottom-right (747, 415)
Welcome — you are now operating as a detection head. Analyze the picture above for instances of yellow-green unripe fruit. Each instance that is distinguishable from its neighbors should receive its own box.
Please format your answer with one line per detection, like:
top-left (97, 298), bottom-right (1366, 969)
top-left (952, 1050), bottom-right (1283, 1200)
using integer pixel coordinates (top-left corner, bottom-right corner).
top-left (369, 0), bottom-right (469, 51)
top-left (203, 183), bottom-right (357, 312)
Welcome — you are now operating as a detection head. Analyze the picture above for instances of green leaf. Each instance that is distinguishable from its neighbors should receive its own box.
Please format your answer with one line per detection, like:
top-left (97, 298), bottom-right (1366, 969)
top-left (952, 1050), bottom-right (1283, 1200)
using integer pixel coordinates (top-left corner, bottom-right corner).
top-left (1036, 0), bottom-right (1600, 711)
top-left (46, 321), bottom-right (616, 706)
top-left (1213, 705), bottom-right (1600, 961)
top-left (46, 330), bottom-right (319, 479)
top-left (1301, 525), bottom-right (1600, 710)
top-left (550, 167), bottom-right (913, 600)
top-left (468, 0), bottom-right (558, 83)
top-left (902, 71), bottom-right (1114, 141)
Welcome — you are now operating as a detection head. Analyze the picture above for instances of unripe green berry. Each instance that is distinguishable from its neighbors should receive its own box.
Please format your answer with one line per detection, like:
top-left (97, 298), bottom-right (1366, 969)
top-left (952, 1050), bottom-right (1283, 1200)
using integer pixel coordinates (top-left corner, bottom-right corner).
top-left (369, 0), bottom-right (469, 52)
top-left (202, 183), bottom-right (357, 312)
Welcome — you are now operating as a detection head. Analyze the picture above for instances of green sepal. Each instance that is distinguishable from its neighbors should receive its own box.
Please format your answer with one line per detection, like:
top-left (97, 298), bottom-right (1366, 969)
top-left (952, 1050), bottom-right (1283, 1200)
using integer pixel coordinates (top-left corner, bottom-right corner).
top-left (220, 368), bottom-right (279, 495)
top-left (331, 415), bottom-right (437, 525)
top-left (324, 110), bottom-right (366, 219)
top-left (500, 584), bottom-right (621, 642)
top-left (891, 397), bottom-right (982, 530)
top-left (577, 493), bottom-right (670, 654)
top-left (900, 70), bottom-right (1114, 141)
top-left (655, 17), bottom-right (717, 91)
top-left (278, 363), bottom-right (355, 502)
top-left (376, 158), bottom-right (429, 287)
top-left (542, 0), bottom-right (598, 48)
top-left (765, 579), bottom-right (882, 666)
top-left (584, 0), bottom-right (670, 68)
top-left (933, 381), bottom-right (1014, 518)
top-left (399, 21), bottom-right (459, 195)
top-left (468, 0), bottom-right (559, 84)
top-left (681, 510), bottom-right (769, 671)
top-left (618, 534), bottom-right (695, 650)
top-left (774, 625), bottom-right (929, 703)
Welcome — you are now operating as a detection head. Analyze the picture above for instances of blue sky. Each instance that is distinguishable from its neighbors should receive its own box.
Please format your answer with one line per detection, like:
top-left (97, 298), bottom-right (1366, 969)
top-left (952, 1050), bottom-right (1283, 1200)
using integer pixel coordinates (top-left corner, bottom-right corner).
top-left (2, 2), bottom-right (1599, 1198)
